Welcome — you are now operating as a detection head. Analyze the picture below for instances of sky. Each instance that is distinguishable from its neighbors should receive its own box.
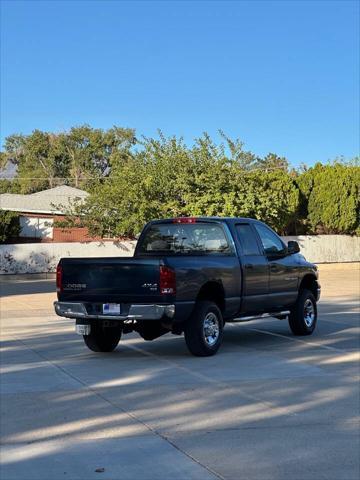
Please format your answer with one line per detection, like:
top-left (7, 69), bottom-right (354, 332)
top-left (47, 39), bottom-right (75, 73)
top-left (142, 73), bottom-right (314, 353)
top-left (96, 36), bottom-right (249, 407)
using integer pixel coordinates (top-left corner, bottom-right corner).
top-left (1, 0), bottom-right (359, 167)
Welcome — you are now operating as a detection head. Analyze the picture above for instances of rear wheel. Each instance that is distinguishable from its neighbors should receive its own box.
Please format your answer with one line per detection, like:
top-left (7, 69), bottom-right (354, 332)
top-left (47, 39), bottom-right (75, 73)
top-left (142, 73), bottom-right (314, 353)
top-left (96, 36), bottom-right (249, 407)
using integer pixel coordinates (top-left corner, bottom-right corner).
top-left (288, 289), bottom-right (317, 336)
top-left (83, 324), bottom-right (122, 352)
top-left (184, 301), bottom-right (223, 356)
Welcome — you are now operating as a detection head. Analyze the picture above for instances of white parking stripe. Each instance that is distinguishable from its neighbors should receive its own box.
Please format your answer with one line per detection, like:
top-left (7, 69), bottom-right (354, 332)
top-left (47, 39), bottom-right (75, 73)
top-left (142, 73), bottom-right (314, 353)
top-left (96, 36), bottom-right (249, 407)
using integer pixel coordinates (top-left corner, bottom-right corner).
top-left (243, 326), bottom-right (344, 352)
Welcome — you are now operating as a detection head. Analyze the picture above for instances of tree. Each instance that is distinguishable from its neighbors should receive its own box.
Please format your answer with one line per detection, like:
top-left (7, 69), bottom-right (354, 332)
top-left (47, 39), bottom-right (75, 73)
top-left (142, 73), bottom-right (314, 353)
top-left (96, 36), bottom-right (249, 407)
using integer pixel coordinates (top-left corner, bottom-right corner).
top-left (16, 130), bottom-right (57, 192)
top-left (74, 132), bottom-right (300, 237)
top-left (257, 153), bottom-right (289, 172)
top-left (1, 131), bottom-right (67, 192)
top-left (0, 125), bottom-right (136, 192)
top-left (1, 134), bottom-right (27, 168)
top-left (64, 125), bottom-right (136, 187)
top-left (218, 130), bottom-right (259, 169)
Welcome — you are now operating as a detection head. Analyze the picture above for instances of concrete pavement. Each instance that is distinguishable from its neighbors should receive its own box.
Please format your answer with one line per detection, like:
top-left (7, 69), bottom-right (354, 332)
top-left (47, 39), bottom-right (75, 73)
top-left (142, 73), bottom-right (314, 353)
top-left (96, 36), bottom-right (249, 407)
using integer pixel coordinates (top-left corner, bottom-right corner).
top-left (0, 264), bottom-right (359, 479)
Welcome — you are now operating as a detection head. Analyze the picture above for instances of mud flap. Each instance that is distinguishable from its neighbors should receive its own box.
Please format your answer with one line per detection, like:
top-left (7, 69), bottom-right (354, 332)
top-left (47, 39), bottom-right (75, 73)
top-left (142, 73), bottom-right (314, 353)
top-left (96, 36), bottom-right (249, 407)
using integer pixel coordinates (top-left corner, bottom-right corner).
top-left (135, 320), bottom-right (170, 340)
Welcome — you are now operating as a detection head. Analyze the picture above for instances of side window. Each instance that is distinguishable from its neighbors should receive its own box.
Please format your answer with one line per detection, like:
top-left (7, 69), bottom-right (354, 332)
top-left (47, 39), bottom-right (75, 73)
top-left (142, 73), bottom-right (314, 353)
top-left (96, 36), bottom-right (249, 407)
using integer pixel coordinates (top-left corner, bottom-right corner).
top-left (254, 224), bottom-right (286, 255)
top-left (235, 224), bottom-right (261, 255)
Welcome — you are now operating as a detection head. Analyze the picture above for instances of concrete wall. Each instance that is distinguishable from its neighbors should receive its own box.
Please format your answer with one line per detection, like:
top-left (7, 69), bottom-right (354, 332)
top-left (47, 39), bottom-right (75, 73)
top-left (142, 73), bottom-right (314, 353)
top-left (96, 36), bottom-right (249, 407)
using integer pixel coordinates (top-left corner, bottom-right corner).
top-left (0, 241), bottom-right (136, 274)
top-left (284, 235), bottom-right (360, 264)
top-left (0, 235), bottom-right (359, 274)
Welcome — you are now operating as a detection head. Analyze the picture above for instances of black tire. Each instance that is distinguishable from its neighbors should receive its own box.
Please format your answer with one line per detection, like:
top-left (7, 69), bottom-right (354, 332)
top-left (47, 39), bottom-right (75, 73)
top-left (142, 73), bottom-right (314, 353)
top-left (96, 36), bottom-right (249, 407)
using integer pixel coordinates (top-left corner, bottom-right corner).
top-left (288, 289), bottom-right (317, 336)
top-left (184, 301), bottom-right (223, 356)
top-left (83, 324), bottom-right (122, 352)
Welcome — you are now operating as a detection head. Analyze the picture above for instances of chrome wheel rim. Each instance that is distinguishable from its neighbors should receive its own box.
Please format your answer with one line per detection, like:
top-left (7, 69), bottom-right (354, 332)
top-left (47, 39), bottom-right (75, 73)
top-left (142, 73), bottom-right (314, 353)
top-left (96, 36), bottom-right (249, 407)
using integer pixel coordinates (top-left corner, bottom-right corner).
top-left (203, 312), bottom-right (220, 346)
top-left (304, 298), bottom-right (315, 327)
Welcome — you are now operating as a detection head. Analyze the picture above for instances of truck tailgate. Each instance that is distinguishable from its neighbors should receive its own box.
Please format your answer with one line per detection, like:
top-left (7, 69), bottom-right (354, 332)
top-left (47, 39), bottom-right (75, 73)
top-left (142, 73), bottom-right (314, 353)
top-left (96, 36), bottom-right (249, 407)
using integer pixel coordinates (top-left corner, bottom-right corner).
top-left (58, 257), bottom-right (164, 303)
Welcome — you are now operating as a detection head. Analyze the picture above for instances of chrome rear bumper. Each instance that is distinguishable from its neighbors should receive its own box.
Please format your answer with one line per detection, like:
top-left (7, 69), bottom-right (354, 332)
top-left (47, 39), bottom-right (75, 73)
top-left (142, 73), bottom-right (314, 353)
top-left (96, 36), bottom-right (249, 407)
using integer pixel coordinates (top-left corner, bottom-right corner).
top-left (54, 301), bottom-right (175, 321)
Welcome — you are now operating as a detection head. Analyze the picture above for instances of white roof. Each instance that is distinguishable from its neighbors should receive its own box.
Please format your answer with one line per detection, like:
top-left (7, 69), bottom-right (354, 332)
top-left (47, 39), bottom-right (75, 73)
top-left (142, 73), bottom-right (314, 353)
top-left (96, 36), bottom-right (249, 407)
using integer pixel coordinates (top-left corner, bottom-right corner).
top-left (0, 185), bottom-right (89, 215)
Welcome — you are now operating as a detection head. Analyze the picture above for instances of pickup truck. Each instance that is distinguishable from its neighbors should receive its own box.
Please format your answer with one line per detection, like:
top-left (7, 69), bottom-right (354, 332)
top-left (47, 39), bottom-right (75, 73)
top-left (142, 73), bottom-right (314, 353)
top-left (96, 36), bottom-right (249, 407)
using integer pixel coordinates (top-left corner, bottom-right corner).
top-left (54, 217), bottom-right (321, 356)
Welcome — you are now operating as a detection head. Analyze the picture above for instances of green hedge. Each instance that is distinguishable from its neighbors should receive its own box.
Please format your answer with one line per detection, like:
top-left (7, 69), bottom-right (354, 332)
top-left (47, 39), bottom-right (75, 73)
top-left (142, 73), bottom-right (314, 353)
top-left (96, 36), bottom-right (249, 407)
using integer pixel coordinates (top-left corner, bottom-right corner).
top-left (296, 163), bottom-right (360, 235)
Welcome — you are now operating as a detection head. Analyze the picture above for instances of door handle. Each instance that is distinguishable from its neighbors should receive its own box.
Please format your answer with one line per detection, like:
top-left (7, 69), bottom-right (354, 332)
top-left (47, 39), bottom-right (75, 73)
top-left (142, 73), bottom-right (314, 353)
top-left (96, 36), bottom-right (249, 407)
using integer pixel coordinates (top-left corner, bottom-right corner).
top-left (270, 265), bottom-right (278, 272)
top-left (244, 264), bottom-right (253, 269)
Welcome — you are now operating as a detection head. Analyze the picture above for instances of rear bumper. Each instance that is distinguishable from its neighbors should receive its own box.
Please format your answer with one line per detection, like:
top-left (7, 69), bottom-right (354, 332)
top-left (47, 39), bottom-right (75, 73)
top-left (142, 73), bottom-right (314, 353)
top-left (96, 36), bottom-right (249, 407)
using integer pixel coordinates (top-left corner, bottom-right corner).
top-left (54, 301), bottom-right (175, 321)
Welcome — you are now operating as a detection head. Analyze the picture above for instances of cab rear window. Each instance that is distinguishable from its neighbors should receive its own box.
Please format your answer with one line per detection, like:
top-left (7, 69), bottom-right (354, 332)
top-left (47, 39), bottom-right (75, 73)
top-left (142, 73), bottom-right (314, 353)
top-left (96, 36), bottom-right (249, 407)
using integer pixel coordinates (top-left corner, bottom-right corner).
top-left (137, 223), bottom-right (232, 255)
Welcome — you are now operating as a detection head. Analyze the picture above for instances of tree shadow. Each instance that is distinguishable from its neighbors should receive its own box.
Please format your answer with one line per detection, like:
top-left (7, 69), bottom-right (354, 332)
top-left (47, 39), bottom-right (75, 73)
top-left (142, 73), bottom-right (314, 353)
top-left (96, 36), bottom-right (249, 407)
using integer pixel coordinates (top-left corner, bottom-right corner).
top-left (0, 279), bottom-right (55, 296)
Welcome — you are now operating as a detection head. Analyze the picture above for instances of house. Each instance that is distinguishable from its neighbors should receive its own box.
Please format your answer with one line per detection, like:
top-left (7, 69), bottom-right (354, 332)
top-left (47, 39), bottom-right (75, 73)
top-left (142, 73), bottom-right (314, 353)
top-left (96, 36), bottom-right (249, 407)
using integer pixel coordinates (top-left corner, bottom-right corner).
top-left (0, 185), bottom-right (91, 242)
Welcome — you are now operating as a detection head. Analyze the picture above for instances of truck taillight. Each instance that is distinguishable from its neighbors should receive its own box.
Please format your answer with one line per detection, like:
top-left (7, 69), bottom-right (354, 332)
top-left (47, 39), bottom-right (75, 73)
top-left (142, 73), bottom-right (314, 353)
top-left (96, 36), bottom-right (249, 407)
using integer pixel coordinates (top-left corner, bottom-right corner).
top-left (160, 266), bottom-right (176, 295)
top-left (173, 217), bottom-right (197, 224)
top-left (56, 264), bottom-right (62, 293)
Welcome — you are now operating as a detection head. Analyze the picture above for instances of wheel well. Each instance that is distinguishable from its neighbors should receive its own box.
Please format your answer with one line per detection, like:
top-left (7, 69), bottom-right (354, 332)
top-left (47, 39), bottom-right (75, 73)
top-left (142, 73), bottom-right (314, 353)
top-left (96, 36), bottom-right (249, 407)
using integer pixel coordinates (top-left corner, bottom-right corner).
top-left (299, 274), bottom-right (318, 298)
top-left (196, 281), bottom-right (225, 312)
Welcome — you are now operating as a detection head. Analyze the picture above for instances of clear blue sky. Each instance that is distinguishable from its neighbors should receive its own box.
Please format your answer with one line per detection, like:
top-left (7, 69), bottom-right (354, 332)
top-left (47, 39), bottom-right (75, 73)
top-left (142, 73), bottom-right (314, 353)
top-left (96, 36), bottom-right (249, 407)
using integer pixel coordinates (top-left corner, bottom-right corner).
top-left (1, 0), bottom-right (359, 166)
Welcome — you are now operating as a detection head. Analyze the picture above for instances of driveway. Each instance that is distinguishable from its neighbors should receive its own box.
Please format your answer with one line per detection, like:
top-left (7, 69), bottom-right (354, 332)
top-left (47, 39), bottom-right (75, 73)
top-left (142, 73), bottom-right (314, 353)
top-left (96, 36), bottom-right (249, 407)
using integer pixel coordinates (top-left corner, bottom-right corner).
top-left (0, 264), bottom-right (359, 480)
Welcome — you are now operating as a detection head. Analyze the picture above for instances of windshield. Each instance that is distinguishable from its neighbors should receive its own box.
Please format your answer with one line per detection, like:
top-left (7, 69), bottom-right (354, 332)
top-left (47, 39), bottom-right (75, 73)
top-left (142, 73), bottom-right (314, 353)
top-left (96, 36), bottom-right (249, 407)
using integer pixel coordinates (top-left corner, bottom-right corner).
top-left (137, 223), bottom-right (232, 255)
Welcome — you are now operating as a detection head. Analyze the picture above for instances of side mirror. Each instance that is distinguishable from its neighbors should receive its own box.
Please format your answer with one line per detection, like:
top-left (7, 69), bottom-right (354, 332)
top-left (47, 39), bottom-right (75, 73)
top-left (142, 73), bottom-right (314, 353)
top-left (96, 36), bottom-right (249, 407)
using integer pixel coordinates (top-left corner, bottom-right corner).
top-left (287, 240), bottom-right (300, 254)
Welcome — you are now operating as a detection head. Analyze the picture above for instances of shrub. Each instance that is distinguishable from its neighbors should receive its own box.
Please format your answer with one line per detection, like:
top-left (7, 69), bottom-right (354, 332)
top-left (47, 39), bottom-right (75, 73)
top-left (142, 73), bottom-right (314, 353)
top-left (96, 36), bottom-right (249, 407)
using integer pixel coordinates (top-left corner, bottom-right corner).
top-left (0, 210), bottom-right (20, 243)
top-left (299, 163), bottom-right (360, 235)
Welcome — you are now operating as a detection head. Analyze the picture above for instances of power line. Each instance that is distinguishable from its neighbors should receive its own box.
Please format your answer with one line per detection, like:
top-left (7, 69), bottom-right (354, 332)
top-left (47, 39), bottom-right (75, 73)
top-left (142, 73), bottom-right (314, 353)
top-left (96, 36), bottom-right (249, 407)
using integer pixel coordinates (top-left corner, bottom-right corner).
top-left (0, 167), bottom-right (296, 180)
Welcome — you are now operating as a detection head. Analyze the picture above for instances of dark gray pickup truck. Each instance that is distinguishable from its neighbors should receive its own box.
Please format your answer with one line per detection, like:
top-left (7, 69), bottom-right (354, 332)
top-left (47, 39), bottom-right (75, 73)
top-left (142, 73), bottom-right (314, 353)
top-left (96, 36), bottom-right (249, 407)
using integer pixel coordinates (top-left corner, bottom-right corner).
top-left (54, 217), bottom-right (321, 356)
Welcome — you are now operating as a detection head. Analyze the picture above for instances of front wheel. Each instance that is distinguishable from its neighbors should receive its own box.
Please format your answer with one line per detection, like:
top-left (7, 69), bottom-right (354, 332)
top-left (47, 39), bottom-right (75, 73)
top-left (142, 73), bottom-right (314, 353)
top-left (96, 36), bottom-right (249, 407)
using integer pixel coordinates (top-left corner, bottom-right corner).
top-left (83, 324), bottom-right (122, 352)
top-left (184, 301), bottom-right (223, 356)
top-left (288, 289), bottom-right (317, 336)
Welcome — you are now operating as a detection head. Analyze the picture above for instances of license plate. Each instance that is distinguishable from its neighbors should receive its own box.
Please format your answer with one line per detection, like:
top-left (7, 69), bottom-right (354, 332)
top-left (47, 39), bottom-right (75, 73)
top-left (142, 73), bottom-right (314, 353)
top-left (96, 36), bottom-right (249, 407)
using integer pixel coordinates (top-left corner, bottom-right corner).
top-left (103, 303), bottom-right (121, 315)
top-left (76, 324), bottom-right (91, 336)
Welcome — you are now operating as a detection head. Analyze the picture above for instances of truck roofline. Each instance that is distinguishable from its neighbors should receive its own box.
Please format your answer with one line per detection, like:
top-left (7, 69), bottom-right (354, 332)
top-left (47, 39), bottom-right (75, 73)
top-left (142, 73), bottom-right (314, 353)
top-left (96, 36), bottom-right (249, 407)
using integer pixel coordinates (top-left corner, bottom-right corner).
top-left (147, 216), bottom-right (259, 225)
